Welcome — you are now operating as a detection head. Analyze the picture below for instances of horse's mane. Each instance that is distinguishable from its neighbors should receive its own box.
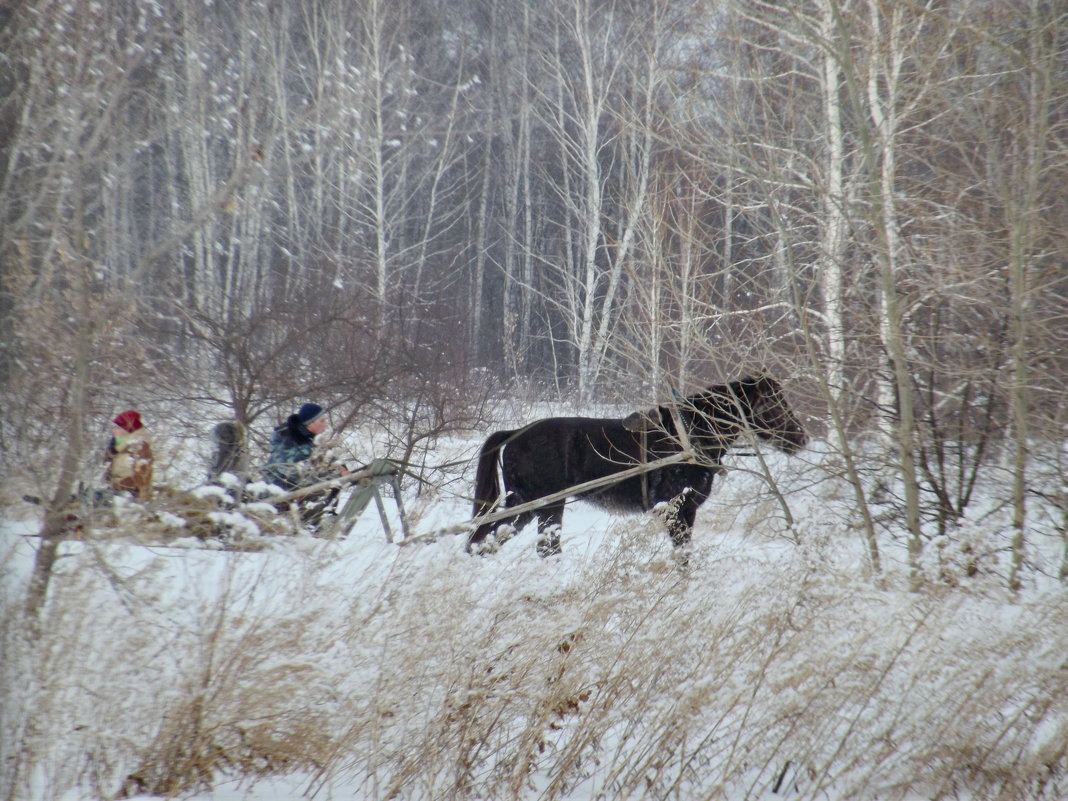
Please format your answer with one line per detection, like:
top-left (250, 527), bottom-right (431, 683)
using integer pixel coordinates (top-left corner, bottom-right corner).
top-left (622, 375), bottom-right (777, 433)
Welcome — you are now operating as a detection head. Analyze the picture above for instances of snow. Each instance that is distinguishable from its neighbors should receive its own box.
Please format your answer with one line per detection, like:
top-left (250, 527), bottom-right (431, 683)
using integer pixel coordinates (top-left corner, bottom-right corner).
top-left (2, 419), bottom-right (1066, 801)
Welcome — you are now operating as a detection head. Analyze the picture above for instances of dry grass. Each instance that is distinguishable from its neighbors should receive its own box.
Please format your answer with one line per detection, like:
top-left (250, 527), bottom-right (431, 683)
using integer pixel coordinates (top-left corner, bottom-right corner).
top-left (2, 506), bottom-right (1066, 800)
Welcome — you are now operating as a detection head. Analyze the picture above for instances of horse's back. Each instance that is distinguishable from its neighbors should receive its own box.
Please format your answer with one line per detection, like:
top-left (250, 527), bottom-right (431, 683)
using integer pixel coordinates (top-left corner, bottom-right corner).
top-left (508, 416), bottom-right (635, 461)
top-left (500, 416), bottom-right (649, 498)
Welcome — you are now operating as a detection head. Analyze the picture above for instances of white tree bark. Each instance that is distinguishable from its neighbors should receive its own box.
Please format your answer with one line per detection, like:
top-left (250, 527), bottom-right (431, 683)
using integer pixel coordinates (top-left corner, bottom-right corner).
top-left (1007, 0), bottom-right (1054, 593)
top-left (864, 0), bottom-right (923, 586)
top-left (818, 0), bottom-right (849, 405)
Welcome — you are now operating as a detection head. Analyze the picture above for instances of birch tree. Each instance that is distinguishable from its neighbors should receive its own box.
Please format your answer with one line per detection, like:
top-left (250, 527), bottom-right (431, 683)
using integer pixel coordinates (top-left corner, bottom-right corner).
top-left (528, 0), bottom-right (662, 399)
top-left (850, 0), bottom-right (926, 585)
top-left (1002, 0), bottom-right (1061, 592)
top-left (0, 0), bottom-right (176, 623)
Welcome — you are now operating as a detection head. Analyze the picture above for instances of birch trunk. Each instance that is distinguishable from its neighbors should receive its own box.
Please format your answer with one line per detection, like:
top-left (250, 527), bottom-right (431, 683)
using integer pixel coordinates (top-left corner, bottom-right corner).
top-left (1007, 0), bottom-right (1052, 592)
top-left (865, 0), bottom-right (923, 587)
top-left (819, 0), bottom-right (848, 404)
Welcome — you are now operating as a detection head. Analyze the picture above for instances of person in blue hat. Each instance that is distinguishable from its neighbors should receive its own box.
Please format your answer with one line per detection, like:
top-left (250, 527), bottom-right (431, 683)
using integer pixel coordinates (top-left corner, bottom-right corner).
top-left (262, 403), bottom-right (349, 492)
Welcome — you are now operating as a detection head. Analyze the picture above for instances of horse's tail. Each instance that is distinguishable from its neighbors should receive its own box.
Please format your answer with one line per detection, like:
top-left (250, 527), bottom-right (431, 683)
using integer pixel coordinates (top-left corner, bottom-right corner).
top-left (472, 429), bottom-right (514, 518)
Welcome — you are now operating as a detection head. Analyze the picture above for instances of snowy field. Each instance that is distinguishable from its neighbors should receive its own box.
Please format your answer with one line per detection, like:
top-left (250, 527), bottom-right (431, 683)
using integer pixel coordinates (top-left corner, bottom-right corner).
top-left (2, 417), bottom-right (1066, 801)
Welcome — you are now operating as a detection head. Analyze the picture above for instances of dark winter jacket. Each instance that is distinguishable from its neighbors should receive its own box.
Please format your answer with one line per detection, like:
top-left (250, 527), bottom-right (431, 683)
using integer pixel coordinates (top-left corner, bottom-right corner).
top-left (262, 415), bottom-right (329, 490)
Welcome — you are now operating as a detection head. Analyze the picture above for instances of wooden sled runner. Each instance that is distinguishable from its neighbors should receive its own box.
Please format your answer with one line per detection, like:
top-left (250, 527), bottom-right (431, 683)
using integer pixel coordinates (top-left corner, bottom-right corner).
top-left (315, 459), bottom-right (410, 541)
top-left (195, 457), bottom-right (417, 544)
top-left (264, 459), bottom-right (410, 541)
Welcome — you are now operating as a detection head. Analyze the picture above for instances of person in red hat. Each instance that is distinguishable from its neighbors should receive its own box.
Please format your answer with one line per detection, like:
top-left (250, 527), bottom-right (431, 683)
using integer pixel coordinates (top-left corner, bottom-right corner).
top-left (104, 409), bottom-right (153, 499)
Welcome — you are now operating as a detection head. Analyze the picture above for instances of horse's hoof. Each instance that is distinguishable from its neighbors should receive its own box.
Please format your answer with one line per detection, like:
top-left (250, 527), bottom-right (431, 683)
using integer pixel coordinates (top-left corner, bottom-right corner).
top-left (536, 538), bottom-right (562, 558)
top-left (672, 547), bottom-right (692, 571)
top-left (468, 537), bottom-right (499, 556)
top-left (536, 525), bottom-right (561, 557)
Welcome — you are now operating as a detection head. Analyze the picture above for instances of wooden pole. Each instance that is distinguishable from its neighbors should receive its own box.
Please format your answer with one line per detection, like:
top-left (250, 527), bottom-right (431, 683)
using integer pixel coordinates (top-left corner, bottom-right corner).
top-left (400, 450), bottom-right (698, 546)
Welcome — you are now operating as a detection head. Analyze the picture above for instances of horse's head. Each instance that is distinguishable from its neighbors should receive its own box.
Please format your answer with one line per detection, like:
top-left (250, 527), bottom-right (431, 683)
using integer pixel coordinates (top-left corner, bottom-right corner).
top-left (735, 375), bottom-right (807, 454)
top-left (686, 375), bottom-right (807, 455)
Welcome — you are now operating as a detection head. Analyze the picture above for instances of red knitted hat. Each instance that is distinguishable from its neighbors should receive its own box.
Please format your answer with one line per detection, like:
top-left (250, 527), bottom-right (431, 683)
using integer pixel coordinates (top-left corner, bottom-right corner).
top-left (113, 410), bottom-right (143, 433)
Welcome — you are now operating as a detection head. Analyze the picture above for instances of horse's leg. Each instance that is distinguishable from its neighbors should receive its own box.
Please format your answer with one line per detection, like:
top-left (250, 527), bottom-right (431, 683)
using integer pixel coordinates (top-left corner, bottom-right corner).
top-left (658, 487), bottom-right (708, 568)
top-left (653, 487), bottom-right (694, 548)
top-left (661, 488), bottom-right (694, 548)
top-left (468, 493), bottom-right (536, 554)
top-left (535, 501), bottom-right (565, 557)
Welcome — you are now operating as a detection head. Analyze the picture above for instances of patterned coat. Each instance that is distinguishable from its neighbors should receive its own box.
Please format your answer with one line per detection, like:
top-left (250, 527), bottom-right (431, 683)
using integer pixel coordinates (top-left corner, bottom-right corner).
top-left (106, 428), bottom-right (153, 498)
top-left (262, 415), bottom-right (331, 490)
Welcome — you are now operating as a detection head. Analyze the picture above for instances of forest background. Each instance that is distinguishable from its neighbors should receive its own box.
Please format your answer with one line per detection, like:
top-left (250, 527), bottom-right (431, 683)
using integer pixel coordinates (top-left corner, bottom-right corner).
top-left (1, 0), bottom-right (1068, 798)
top-left (2, 0), bottom-right (1065, 584)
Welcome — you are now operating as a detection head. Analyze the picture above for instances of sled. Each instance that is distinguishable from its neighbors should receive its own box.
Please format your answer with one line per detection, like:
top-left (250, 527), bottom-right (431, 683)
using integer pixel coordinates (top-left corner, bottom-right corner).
top-left (210, 421), bottom-right (408, 541)
top-left (246, 462), bottom-right (410, 542)
top-left (311, 459), bottom-right (410, 541)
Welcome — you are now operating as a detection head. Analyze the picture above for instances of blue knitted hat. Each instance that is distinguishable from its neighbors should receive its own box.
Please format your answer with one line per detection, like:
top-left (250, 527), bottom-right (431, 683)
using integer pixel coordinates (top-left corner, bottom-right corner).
top-left (297, 403), bottom-right (325, 425)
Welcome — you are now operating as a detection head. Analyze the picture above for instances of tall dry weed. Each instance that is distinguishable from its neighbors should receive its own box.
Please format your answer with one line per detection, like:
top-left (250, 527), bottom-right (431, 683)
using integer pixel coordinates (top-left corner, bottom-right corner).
top-left (3, 510), bottom-right (1066, 800)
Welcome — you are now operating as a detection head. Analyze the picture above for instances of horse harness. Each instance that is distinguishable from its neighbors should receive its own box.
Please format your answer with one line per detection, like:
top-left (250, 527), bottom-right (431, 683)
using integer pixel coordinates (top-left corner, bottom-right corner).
top-left (623, 397), bottom-right (758, 511)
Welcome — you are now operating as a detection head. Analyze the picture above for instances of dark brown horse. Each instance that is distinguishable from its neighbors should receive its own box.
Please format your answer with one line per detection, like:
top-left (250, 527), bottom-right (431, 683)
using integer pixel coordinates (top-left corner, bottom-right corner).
top-left (468, 375), bottom-right (806, 556)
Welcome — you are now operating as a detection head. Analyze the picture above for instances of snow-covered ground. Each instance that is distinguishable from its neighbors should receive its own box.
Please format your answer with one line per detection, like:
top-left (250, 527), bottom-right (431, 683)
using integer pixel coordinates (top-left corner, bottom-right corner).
top-left (2, 418), bottom-right (1066, 800)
